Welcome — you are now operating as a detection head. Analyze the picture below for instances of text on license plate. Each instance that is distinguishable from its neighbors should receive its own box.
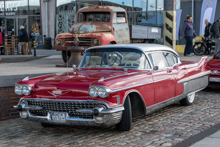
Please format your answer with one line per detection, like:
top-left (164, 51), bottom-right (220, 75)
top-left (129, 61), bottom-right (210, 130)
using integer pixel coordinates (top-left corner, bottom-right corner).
top-left (51, 112), bottom-right (66, 123)
top-left (209, 77), bottom-right (220, 82)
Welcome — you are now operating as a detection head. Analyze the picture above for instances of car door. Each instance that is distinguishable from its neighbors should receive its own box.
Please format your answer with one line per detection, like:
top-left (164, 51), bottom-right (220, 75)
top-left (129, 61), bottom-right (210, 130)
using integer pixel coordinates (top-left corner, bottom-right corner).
top-left (147, 51), bottom-right (175, 104)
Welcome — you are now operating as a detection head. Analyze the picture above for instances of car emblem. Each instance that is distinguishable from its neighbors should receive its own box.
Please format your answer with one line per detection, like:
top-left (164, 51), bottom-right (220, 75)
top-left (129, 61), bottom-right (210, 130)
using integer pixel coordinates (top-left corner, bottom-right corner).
top-left (74, 37), bottom-right (80, 46)
top-left (48, 90), bottom-right (69, 97)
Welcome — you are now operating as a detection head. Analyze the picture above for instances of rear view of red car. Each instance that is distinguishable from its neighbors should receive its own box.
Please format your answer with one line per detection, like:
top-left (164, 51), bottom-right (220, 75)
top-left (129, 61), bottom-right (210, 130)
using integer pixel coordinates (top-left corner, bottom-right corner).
top-left (207, 51), bottom-right (220, 87)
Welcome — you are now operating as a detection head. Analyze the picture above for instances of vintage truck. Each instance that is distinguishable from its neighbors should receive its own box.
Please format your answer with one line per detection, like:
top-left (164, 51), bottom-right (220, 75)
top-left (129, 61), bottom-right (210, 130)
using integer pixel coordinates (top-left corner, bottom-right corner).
top-left (55, 6), bottom-right (162, 65)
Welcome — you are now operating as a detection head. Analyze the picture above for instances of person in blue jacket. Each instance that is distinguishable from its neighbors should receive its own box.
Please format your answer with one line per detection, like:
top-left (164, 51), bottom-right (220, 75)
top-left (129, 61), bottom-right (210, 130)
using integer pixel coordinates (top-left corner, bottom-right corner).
top-left (180, 15), bottom-right (197, 56)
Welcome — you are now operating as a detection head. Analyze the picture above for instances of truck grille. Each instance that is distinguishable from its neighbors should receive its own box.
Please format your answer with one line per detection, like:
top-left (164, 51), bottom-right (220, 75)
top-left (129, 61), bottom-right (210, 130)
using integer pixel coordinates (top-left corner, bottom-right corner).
top-left (27, 100), bottom-right (105, 119)
top-left (64, 37), bottom-right (95, 46)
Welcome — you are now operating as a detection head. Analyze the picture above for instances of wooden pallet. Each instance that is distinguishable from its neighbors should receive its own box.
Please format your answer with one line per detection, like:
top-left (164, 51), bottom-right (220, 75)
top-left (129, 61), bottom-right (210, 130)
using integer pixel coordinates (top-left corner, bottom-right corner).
top-left (4, 36), bottom-right (19, 55)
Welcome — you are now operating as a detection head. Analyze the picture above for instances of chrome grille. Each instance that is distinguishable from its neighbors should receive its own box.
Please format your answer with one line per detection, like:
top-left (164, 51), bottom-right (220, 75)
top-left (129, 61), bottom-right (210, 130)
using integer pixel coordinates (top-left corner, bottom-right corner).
top-left (64, 37), bottom-right (95, 46)
top-left (27, 100), bottom-right (105, 118)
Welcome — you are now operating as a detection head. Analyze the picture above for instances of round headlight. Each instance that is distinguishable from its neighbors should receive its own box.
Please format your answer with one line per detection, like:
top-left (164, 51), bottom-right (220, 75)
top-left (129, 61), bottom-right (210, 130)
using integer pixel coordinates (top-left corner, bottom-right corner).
top-left (15, 84), bottom-right (23, 95)
top-left (98, 87), bottom-right (109, 98)
top-left (94, 39), bottom-right (101, 45)
top-left (22, 85), bottom-right (32, 95)
top-left (56, 39), bottom-right (62, 45)
top-left (89, 87), bottom-right (98, 97)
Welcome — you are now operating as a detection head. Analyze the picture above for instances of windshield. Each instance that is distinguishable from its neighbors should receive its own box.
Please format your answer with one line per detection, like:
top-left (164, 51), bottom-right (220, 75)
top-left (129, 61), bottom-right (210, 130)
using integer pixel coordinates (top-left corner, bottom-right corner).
top-left (78, 12), bottom-right (111, 22)
top-left (79, 48), bottom-right (149, 70)
top-left (214, 52), bottom-right (220, 59)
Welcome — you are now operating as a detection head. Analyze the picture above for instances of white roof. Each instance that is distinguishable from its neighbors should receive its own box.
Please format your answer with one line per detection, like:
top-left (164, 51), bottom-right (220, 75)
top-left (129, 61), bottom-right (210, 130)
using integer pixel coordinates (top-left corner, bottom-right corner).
top-left (87, 44), bottom-right (179, 56)
top-left (79, 6), bottom-right (126, 13)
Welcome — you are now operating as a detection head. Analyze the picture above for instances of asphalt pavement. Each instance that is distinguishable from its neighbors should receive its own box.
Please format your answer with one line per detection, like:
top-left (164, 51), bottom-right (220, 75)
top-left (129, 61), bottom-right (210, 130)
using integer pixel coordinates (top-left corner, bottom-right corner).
top-left (0, 49), bottom-right (219, 146)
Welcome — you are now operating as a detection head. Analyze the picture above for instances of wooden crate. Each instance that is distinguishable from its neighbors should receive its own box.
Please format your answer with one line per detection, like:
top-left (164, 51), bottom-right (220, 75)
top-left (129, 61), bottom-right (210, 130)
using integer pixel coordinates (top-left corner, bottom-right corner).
top-left (4, 36), bottom-right (19, 55)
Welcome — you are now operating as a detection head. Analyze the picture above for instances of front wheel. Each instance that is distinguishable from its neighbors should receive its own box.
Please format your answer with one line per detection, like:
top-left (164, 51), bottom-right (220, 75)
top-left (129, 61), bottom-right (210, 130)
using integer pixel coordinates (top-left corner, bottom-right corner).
top-left (116, 95), bottom-right (132, 131)
top-left (180, 92), bottom-right (195, 106)
top-left (62, 51), bottom-right (71, 63)
top-left (193, 43), bottom-right (206, 55)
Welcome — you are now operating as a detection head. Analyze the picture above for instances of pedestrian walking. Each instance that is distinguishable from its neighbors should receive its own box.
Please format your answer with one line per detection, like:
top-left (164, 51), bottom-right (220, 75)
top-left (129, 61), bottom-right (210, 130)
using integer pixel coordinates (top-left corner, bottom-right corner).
top-left (211, 17), bottom-right (220, 54)
top-left (0, 24), bottom-right (6, 55)
top-left (180, 16), bottom-right (197, 56)
top-left (18, 26), bottom-right (29, 54)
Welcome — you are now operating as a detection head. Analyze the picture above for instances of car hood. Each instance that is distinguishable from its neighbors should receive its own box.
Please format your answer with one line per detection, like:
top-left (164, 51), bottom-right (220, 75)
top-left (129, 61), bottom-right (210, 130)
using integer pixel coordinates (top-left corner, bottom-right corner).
top-left (34, 69), bottom-right (127, 99)
top-left (70, 22), bottom-right (112, 34)
top-left (207, 59), bottom-right (220, 69)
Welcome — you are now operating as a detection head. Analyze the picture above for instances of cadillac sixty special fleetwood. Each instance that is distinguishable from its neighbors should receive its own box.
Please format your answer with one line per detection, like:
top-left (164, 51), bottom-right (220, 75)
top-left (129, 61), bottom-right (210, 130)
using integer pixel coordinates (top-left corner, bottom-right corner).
top-left (14, 44), bottom-right (210, 131)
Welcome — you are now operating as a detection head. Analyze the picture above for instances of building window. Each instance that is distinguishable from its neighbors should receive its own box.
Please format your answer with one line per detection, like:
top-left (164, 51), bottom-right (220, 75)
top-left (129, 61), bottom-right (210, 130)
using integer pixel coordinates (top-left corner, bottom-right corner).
top-left (5, 0), bottom-right (28, 16)
top-left (29, 0), bottom-right (40, 15)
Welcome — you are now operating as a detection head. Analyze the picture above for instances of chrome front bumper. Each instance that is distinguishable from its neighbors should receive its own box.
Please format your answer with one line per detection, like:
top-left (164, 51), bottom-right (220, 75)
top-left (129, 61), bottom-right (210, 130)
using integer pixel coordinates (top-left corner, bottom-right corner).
top-left (14, 99), bottom-right (124, 126)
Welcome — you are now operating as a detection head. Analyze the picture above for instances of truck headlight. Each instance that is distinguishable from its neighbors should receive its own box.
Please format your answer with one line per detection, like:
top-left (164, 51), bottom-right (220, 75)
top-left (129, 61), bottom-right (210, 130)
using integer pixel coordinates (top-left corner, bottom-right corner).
top-left (56, 39), bottom-right (62, 45)
top-left (14, 84), bottom-right (32, 95)
top-left (15, 84), bottom-right (23, 95)
top-left (89, 86), bottom-right (110, 98)
top-left (94, 38), bottom-right (101, 46)
top-left (89, 87), bottom-right (98, 97)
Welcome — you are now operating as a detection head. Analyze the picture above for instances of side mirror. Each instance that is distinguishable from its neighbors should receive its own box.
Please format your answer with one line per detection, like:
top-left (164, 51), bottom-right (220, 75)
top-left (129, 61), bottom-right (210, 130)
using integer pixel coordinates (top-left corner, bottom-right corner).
top-left (72, 65), bottom-right (77, 70)
top-left (153, 66), bottom-right (159, 70)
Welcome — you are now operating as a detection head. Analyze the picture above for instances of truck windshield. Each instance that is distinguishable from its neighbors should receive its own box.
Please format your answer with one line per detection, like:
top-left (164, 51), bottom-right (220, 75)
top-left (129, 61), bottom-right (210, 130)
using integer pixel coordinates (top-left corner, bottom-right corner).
top-left (79, 48), bottom-right (149, 70)
top-left (78, 12), bottom-right (111, 22)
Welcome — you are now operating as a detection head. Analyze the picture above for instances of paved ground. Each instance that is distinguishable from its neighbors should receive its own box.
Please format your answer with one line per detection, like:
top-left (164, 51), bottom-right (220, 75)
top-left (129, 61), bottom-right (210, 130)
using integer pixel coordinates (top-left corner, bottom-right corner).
top-left (0, 88), bottom-right (219, 147)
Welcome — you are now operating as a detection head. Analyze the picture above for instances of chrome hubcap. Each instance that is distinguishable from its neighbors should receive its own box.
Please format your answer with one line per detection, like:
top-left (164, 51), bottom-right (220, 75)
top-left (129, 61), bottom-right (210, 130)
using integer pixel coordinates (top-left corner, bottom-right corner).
top-left (188, 92), bottom-right (195, 103)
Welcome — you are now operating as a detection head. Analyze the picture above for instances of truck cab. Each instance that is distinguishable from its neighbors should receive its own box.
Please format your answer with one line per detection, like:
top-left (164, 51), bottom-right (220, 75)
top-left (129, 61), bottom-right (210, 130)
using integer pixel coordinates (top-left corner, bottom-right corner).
top-left (55, 6), bottom-right (130, 63)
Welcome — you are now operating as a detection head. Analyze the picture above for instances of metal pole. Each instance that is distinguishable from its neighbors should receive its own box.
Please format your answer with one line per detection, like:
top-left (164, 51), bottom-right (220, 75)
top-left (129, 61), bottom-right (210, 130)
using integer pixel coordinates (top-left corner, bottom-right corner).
top-left (46, 0), bottom-right (49, 36)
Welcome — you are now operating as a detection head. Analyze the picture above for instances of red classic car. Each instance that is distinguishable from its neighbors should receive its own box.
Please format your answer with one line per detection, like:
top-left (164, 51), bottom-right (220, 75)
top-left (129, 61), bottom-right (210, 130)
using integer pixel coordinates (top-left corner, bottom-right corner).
top-left (207, 51), bottom-right (220, 87)
top-left (14, 44), bottom-right (210, 131)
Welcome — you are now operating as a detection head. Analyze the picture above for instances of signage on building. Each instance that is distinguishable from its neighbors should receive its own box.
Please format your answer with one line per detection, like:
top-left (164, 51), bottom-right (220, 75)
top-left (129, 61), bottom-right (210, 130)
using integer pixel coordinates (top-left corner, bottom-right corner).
top-left (0, 2), bottom-right (18, 12)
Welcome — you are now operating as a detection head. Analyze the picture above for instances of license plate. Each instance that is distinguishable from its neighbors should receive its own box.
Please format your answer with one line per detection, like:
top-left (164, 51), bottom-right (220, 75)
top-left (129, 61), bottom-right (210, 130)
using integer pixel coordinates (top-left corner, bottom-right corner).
top-left (51, 112), bottom-right (66, 123)
top-left (209, 77), bottom-right (220, 82)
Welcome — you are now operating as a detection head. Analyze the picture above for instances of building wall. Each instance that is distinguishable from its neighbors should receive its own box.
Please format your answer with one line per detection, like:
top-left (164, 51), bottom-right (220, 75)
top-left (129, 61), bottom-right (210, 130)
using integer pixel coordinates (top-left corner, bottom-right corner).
top-left (41, 0), bottom-right (56, 47)
top-left (0, 87), bottom-right (19, 121)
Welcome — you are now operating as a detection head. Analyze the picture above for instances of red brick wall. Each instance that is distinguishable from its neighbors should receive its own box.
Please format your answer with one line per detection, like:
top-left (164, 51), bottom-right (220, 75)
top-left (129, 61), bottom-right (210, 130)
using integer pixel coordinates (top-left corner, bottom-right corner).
top-left (0, 87), bottom-right (20, 121)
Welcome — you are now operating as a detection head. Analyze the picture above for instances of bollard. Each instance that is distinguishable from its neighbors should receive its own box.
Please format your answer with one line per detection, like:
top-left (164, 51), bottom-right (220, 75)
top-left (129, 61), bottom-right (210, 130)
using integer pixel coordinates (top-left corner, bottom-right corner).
top-left (33, 41), bottom-right (36, 57)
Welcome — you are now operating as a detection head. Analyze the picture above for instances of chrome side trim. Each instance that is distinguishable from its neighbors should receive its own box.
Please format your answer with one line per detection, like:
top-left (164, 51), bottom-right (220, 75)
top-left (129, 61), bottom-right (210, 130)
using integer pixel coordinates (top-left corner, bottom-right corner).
top-left (110, 81), bottom-right (154, 93)
top-left (178, 71), bottom-right (210, 84)
top-left (145, 94), bottom-right (185, 115)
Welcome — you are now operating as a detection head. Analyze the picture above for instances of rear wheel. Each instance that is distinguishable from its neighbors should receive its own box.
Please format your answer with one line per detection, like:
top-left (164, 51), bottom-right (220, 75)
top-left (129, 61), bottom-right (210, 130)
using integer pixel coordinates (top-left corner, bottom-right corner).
top-left (62, 51), bottom-right (71, 63)
top-left (193, 43), bottom-right (206, 55)
top-left (180, 92), bottom-right (195, 106)
top-left (116, 95), bottom-right (132, 131)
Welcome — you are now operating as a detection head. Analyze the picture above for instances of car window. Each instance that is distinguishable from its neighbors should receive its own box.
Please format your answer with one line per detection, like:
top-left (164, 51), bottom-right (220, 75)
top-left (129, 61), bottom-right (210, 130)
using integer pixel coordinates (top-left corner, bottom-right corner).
top-left (80, 48), bottom-right (149, 70)
top-left (214, 52), bottom-right (220, 59)
top-left (163, 52), bottom-right (176, 67)
top-left (147, 52), bottom-right (167, 69)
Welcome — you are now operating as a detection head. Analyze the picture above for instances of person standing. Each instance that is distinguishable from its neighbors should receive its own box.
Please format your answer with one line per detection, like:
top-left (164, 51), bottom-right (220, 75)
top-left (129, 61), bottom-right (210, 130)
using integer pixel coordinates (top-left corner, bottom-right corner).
top-left (18, 26), bottom-right (29, 54)
top-left (211, 17), bottom-right (220, 54)
top-left (180, 16), bottom-right (197, 56)
top-left (204, 19), bottom-right (212, 38)
top-left (0, 24), bottom-right (6, 55)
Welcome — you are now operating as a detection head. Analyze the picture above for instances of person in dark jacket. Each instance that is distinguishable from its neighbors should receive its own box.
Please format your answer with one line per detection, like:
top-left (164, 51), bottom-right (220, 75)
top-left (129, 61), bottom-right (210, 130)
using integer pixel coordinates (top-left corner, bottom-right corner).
top-left (18, 25), bottom-right (29, 54)
top-left (180, 16), bottom-right (197, 56)
top-left (211, 17), bottom-right (220, 54)
top-left (0, 24), bottom-right (6, 55)
top-left (204, 19), bottom-right (212, 38)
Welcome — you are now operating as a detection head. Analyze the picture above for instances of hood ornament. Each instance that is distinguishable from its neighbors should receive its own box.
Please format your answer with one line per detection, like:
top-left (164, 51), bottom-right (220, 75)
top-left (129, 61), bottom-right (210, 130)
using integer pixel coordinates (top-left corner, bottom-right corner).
top-left (74, 37), bottom-right (80, 46)
top-left (48, 90), bottom-right (69, 97)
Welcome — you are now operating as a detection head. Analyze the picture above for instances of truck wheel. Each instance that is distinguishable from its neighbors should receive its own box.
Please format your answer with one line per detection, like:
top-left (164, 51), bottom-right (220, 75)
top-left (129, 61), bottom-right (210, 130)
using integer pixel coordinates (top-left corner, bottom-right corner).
top-left (62, 51), bottom-right (71, 63)
top-left (116, 95), bottom-right (132, 131)
top-left (180, 92), bottom-right (195, 106)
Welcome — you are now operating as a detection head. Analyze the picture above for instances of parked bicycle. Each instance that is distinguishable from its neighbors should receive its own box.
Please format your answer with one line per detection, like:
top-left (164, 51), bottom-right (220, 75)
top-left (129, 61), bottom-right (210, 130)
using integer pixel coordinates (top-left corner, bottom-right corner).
top-left (193, 36), bottom-right (215, 55)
